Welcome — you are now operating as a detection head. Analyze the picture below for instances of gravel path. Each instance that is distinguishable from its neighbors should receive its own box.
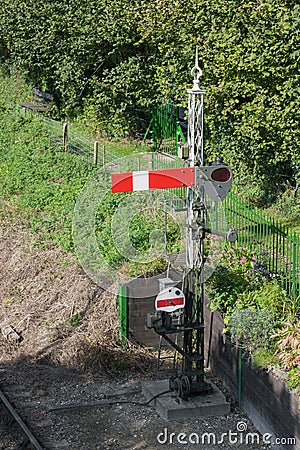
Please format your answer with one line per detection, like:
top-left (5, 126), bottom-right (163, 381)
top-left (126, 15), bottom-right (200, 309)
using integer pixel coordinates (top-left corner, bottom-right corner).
top-left (0, 360), bottom-right (272, 450)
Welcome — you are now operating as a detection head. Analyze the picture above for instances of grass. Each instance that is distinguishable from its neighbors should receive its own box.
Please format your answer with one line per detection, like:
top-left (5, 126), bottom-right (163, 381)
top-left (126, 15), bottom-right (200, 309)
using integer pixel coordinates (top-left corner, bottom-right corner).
top-left (266, 197), bottom-right (300, 236)
top-left (0, 109), bottom-right (92, 251)
top-left (0, 74), bottom-right (154, 255)
top-left (253, 348), bottom-right (281, 370)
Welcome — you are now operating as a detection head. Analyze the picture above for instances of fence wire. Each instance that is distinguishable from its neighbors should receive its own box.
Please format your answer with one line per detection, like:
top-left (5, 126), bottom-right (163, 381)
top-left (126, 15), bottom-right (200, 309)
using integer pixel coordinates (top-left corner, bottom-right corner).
top-left (223, 195), bottom-right (300, 298)
top-left (42, 117), bottom-right (120, 167)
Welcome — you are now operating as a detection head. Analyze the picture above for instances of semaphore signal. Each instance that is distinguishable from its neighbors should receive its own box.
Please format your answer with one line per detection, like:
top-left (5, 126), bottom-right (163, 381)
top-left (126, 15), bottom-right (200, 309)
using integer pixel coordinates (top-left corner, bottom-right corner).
top-left (111, 50), bottom-right (236, 398)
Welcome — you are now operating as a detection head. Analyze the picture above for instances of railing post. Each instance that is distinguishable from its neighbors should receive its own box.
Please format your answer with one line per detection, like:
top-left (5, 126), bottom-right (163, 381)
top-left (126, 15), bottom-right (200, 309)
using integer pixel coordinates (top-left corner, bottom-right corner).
top-left (292, 234), bottom-right (298, 298)
top-left (238, 346), bottom-right (243, 408)
top-left (102, 145), bottom-right (106, 166)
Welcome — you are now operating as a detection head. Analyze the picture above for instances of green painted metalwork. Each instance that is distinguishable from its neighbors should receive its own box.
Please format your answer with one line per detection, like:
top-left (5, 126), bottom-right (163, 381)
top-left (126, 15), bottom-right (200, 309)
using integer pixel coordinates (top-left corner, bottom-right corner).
top-left (150, 103), bottom-right (186, 156)
top-left (118, 284), bottom-right (128, 346)
top-left (238, 346), bottom-right (242, 408)
top-left (222, 195), bottom-right (300, 298)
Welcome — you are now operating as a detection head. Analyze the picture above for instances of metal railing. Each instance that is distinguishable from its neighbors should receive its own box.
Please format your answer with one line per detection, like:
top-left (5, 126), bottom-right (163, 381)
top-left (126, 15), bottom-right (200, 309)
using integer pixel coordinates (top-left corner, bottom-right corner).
top-left (150, 103), bottom-right (186, 157)
top-left (223, 195), bottom-right (300, 298)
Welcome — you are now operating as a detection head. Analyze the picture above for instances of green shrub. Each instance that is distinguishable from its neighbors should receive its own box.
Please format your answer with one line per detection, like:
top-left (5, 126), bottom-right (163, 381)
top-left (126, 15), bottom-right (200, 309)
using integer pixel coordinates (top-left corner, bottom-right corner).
top-left (95, 193), bottom-right (181, 276)
top-left (235, 279), bottom-right (297, 322)
top-left (206, 244), bottom-right (273, 321)
top-left (228, 308), bottom-right (275, 352)
top-left (287, 367), bottom-right (300, 390)
top-left (273, 320), bottom-right (300, 370)
top-left (252, 348), bottom-right (281, 370)
top-left (273, 186), bottom-right (300, 226)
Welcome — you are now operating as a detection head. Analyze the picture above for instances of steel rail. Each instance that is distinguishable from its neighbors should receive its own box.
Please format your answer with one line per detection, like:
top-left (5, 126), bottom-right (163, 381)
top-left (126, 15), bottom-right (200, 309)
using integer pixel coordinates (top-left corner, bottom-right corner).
top-left (0, 389), bottom-right (43, 450)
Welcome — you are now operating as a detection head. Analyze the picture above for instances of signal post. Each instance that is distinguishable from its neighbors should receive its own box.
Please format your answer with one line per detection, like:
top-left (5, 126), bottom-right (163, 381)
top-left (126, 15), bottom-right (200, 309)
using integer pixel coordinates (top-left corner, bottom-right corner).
top-left (112, 51), bottom-right (235, 403)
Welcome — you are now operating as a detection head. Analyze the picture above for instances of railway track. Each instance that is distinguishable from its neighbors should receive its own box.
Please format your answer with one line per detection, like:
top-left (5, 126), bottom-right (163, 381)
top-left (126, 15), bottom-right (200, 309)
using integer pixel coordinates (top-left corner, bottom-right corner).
top-left (0, 388), bottom-right (43, 450)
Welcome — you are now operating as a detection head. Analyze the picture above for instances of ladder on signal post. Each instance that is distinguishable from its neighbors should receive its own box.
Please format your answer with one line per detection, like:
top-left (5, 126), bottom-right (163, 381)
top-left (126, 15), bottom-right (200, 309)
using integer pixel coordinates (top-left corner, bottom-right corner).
top-left (156, 313), bottom-right (182, 372)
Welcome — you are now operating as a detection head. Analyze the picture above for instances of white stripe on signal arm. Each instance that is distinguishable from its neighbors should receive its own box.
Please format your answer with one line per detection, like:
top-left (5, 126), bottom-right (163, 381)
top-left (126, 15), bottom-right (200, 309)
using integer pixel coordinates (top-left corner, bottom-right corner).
top-left (132, 171), bottom-right (149, 191)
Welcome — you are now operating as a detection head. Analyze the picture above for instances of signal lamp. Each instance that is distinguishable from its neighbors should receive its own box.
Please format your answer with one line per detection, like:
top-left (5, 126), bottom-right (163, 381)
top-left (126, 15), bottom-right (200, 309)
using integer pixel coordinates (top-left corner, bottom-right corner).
top-left (196, 162), bottom-right (233, 202)
top-left (211, 167), bottom-right (231, 183)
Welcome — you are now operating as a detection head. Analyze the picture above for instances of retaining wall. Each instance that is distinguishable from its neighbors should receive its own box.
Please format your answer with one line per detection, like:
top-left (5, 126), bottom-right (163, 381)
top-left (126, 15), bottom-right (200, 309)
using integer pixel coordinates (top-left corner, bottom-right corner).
top-left (204, 305), bottom-right (300, 450)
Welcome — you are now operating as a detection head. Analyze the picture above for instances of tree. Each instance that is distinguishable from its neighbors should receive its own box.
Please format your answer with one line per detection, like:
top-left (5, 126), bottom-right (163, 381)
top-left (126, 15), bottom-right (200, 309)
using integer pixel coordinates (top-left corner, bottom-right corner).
top-left (0, 0), bottom-right (299, 199)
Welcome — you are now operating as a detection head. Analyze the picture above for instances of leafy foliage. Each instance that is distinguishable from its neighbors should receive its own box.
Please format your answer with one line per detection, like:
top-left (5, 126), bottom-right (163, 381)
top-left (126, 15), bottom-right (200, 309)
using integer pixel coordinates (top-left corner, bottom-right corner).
top-left (206, 244), bottom-right (282, 322)
top-left (273, 320), bottom-right (300, 389)
top-left (95, 193), bottom-right (181, 276)
top-left (228, 308), bottom-right (275, 352)
top-left (273, 320), bottom-right (300, 370)
top-left (252, 348), bottom-right (280, 370)
top-left (0, 1), bottom-right (299, 198)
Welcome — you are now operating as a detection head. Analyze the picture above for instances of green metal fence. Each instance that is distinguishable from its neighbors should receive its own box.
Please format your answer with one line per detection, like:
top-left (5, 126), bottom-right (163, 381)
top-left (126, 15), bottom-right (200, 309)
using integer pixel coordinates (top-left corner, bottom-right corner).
top-left (223, 195), bottom-right (300, 298)
top-left (150, 103), bottom-right (186, 156)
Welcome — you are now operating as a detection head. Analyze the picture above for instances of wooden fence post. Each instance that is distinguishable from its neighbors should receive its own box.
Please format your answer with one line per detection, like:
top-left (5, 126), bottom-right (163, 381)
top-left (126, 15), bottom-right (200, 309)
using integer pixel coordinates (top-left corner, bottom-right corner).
top-left (94, 141), bottom-right (99, 167)
top-left (103, 145), bottom-right (106, 166)
top-left (63, 122), bottom-right (68, 152)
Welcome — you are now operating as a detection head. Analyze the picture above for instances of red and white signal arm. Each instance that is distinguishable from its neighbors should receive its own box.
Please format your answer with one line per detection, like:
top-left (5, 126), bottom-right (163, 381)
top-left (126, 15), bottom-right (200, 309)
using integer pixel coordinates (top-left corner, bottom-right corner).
top-left (112, 167), bottom-right (195, 193)
top-left (155, 287), bottom-right (185, 313)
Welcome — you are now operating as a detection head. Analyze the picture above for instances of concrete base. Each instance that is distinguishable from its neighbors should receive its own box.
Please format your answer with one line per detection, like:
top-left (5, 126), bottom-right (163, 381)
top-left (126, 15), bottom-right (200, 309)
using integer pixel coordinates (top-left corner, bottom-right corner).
top-left (141, 379), bottom-right (230, 420)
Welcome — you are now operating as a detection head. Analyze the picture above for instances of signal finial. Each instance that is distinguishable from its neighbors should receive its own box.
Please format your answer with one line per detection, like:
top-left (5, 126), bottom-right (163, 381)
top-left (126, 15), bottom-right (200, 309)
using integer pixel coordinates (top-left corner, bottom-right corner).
top-left (190, 48), bottom-right (203, 92)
